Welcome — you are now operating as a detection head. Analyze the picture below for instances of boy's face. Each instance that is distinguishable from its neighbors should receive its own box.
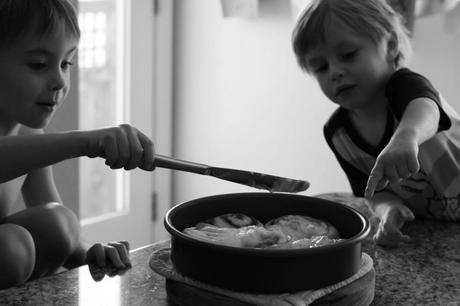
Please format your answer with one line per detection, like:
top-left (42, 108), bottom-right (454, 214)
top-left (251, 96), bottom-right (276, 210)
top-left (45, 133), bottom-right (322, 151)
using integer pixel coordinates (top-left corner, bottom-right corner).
top-left (0, 22), bottom-right (78, 131)
top-left (304, 19), bottom-right (395, 112)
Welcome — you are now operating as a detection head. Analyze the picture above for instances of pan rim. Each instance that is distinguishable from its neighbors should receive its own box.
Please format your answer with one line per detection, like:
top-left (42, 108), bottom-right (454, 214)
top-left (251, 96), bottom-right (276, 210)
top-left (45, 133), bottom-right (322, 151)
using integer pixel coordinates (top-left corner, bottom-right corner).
top-left (164, 192), bottom-right (370, 256)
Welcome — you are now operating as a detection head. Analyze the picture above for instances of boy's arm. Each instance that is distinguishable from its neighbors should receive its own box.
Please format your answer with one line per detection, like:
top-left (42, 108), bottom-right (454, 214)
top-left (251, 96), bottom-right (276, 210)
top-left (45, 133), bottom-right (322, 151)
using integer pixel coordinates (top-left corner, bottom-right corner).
top-left (365, 97), bottom-right (440, 197)
top-left (22, 166), bottom-right (131, 271)
top-left (0, 129), bottom-right (85, 184)
top-left (394, 97), bottom-right (440, 145)
top-left (21, 161), bottom-right (86, 269)
top-left (0, 124), bottom-right (156, 184)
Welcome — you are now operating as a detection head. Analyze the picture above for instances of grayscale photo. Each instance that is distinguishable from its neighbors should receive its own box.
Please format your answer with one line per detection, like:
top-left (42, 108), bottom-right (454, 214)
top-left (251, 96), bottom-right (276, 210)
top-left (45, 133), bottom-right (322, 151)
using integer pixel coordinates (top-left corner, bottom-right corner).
top-left (0, 0), bottom-right (458, 305)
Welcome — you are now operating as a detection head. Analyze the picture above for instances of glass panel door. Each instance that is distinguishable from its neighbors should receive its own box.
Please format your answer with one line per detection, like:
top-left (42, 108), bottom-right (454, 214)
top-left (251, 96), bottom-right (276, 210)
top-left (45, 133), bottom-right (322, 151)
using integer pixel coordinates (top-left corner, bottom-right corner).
top-left (78, 0), bottom-right (128, 223)
top-left (77, 0), bottom-right (155, 248)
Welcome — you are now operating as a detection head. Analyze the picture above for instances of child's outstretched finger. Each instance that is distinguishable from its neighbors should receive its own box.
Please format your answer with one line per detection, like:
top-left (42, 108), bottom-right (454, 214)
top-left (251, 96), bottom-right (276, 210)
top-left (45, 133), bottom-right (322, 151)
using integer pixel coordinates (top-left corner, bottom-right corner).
top-left (365, 166), bottom-right (384, 198)
top-left (383, 164), bottom-right (400, 184)
top-left (375, 177), bottom-right (389, 191)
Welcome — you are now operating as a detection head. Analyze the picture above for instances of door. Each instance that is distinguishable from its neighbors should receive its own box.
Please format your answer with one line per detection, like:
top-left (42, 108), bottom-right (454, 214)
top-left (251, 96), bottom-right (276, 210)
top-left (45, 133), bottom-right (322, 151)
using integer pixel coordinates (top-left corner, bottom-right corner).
top-left (52, 0), bottom-right (156, 249)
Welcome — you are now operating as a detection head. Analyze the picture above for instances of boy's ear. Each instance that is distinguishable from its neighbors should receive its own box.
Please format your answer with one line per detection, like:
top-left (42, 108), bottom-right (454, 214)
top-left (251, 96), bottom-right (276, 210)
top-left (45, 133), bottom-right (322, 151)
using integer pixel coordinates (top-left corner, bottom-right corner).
top-left (386, 32), bottom-right (399, 62)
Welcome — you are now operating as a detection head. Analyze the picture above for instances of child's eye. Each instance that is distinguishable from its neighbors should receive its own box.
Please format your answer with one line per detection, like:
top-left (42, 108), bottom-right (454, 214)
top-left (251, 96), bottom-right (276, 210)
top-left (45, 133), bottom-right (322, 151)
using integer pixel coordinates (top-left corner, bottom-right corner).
top-left (314, 64), bottom-right (328, 74)
top-left (27, 62), bottom-right (47, 70)
top-left (341, 50), bottom-right (357, 60)
top-left (62, 61), bottom-right (74, 70)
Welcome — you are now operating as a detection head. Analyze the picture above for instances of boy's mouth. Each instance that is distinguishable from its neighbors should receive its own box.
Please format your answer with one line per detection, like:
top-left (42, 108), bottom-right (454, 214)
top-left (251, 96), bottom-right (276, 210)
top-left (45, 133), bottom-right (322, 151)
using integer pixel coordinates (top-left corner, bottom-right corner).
top-left (37, 101), bottom-right (57, 106)
top-left (334, 84), bottom-right (356, 98)
top-left (36, 101), bottom-right (58, 111)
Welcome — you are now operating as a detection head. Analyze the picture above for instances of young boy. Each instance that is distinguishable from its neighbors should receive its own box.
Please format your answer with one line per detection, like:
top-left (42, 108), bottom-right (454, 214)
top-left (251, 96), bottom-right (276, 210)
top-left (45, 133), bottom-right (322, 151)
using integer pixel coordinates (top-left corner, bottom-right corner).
top-left (292, 0), bottom-right (460, 247)
top-left (0, 0), bottom-right (156, 289)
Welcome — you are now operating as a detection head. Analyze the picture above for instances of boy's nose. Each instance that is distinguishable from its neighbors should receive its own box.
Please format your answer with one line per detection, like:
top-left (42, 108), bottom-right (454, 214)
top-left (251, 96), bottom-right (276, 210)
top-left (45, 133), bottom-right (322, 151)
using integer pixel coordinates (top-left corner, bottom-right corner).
top-left (329, 64), bottom-right (345, 81)
top-left (48, 70), bottom-right (67, 91)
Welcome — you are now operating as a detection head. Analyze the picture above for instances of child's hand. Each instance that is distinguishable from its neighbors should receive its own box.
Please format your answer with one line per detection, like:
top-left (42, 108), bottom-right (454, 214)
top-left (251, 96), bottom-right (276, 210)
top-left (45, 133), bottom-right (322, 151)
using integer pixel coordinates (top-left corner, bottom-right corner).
top-left (365, 134), bottom-right (420, 198)
top-left (83, 124), bottom-right (155, 171)
top-left (86, 240), bottom-right (131, 281)
top-left (373, 204), bottom-right (415, 248)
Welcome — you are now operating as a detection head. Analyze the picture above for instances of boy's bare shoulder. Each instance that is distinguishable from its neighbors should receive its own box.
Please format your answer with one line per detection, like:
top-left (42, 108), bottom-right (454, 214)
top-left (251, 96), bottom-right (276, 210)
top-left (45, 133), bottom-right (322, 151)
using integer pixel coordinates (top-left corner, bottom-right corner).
top-left (18, 126), bottom-right (44, 136)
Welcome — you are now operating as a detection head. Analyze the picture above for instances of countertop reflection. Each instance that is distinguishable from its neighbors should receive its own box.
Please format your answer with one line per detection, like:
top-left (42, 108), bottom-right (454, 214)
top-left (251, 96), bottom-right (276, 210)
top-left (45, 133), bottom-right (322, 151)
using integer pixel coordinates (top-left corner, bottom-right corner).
top-left (0, 242), bottom-right (171, 306)
top-left (0, 193), bottom-right (459, 305)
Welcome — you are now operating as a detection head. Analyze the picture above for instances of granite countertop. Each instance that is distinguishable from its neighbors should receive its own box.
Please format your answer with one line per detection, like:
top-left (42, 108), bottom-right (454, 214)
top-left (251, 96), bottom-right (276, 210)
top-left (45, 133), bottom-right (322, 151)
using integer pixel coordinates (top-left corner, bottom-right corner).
top-left (0, 193), bottom-right (459, 305)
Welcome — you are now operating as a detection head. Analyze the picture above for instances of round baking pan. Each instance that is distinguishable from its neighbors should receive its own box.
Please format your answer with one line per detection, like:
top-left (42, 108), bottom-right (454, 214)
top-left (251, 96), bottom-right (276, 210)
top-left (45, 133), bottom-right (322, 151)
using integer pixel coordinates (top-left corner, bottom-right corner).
top-left (164, 192), bottom-right (370, 293)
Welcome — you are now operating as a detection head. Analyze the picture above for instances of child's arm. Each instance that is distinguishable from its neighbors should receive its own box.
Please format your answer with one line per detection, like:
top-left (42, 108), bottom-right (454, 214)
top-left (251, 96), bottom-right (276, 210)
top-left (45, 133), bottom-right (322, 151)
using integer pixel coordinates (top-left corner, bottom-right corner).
top-left (365, 97), bottom-right (440, 197)
top-left (13, 125), bottom-right (152, 276)
top-left (21, 161), bottom-right (132, 275)
top-left (367, 191), bottom-right (415, 247)
top-left (0, 124), bottom-right (155, 183)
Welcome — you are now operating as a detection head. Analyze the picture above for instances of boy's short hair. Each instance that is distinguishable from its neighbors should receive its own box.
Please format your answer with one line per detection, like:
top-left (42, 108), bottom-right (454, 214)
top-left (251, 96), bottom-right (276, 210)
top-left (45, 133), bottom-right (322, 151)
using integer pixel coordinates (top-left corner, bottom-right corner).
top-left (292, 0), bottom-right (412, 72)
top-left (0, 0), bottom-right (80, 46)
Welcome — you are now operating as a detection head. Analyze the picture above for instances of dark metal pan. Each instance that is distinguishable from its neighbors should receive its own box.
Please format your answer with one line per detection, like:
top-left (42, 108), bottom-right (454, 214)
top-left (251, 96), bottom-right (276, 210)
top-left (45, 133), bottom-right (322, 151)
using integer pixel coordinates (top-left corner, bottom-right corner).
top-left (164, 192), bottom-right (370, 293)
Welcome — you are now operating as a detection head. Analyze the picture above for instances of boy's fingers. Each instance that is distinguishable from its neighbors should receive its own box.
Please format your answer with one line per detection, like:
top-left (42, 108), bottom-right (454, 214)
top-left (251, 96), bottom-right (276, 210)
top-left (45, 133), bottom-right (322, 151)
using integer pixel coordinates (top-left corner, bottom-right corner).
top-left (88, 243), bottom-right (106, 267)
top-left (108, 241), bottom-right (131, 267)
top-left (103, 136), bottom-right (118, 168)
top-left (384, 165), bottom-right (400, 184)
top-left (105, 246), bottom-right (125, 269)
top-left (396, 162), bottom-right (411, 180)
top-left (138, 132), bottom-right (155, 171)
top-left (375, 178), bottom-right (389, 191)
top-left (112, 128), bottom-right (130, 169)
top-left (124, 126), bottom-right (143, 170)
top-left (407, 155), bottom-right (420, 174)
top-left (119, 240), bottom-right (130, 251)
top-left (88, 265), bottom-right (105, 282)
top-left (365, 167), bottom-right (383, 198)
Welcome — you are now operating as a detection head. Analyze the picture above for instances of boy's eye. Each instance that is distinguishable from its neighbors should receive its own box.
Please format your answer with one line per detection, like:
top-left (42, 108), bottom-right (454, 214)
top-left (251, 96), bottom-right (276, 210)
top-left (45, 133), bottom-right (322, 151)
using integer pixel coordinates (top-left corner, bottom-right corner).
top-left (27, 62), bottom-right (47, 70)
top-left (62, 61), bottom-right (74, 70)
top-left (313, 64), bottom-right (328, 73)
top-left (341, 50), bottom-right (357, 60)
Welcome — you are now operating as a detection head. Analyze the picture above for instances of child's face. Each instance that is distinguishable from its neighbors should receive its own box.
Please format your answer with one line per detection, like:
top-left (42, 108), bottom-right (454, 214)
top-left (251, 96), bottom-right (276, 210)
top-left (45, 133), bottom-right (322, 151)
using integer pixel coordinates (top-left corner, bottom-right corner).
top-left (0, 22), bottom-right (78, 131)
top-left (304, 19), bottom-right (395, 112)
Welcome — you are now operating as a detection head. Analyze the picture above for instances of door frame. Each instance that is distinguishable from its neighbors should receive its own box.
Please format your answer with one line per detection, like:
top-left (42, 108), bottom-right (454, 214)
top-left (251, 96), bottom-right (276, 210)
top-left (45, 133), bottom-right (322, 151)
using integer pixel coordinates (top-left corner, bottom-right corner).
top-left (52, 0), bottom-right (162, 249)
top-left (152, 0), bottom-right (175, 242)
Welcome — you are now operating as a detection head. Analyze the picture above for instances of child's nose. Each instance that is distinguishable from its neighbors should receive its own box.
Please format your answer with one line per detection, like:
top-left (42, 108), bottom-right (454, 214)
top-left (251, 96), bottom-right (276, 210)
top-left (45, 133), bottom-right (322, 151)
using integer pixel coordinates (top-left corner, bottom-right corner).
top-left (329, 63), bottom-right (345, 81)
top-left (48, 69), bottom-right (67, 92)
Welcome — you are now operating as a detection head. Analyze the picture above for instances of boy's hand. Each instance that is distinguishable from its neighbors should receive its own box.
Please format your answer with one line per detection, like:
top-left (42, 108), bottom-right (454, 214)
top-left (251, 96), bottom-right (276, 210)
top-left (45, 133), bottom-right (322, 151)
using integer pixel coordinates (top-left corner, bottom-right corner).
top-left (84, 124), bottom-right (155, 171)
top-left (373, 204), bottom-right (415, 248)
top-left (86, 240), bottom-right (132, 281)
top-left (365, 134), bottom-right (420, 198)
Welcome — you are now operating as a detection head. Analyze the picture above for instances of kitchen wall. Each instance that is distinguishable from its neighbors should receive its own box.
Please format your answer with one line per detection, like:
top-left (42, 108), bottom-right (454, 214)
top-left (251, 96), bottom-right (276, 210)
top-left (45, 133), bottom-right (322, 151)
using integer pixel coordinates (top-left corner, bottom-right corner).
top-left (171, 0), bottom-right (460, 205)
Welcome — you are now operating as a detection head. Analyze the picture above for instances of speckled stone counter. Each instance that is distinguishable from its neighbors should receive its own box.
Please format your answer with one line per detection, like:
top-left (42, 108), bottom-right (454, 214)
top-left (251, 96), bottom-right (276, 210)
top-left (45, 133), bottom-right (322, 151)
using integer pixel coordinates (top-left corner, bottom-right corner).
top-left (0, 193), bottom-right (459, 305)
top-left (318, 193), bottom-right (460, 306)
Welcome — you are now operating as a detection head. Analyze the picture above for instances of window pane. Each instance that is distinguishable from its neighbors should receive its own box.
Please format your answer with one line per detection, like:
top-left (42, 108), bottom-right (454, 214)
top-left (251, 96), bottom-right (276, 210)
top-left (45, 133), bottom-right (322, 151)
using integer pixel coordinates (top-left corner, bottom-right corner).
top-left (78, 0), bottom-right (128, 222)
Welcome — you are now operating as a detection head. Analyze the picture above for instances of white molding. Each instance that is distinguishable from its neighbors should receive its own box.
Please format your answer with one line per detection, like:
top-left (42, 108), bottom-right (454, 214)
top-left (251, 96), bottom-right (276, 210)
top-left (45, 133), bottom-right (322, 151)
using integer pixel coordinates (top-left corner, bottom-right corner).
top-left (152, 0), bottom-right (174, 242)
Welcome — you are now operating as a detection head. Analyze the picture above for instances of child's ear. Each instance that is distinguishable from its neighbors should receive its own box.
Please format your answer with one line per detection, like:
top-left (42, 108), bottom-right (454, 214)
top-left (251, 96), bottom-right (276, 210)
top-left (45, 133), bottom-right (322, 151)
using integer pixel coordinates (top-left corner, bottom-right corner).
top-left (386, 32), bottom-right (399, 62)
